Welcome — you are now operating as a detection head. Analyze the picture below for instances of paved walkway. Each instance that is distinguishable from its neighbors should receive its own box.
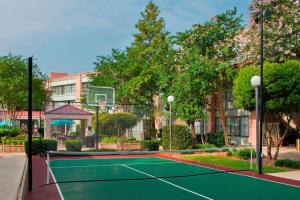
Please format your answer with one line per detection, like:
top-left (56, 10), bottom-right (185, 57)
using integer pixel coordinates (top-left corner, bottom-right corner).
top-left (0, 153), bottom-right (26, 200)
top-left (262, 146), bottom-right (300, 160)
top-left (268, 171), bottom-right (300, 182)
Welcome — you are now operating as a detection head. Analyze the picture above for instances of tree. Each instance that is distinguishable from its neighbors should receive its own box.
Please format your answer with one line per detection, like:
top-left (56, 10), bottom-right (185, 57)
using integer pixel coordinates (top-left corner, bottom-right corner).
top-left (172, 8), bottom-right (243, 146)
top-left (233, 60), bottom-right (300, 160)
top-left (0, 54), bottom-right (49, 125)
top-left (239, 0), bottom-right (300, 64)
top-left (126, 1), bottom-right (171, 105)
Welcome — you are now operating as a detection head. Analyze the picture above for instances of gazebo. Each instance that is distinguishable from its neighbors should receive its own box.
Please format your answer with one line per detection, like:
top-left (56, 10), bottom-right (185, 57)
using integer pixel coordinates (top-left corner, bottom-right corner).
top-left (44, 105), bottom-right (93, 142)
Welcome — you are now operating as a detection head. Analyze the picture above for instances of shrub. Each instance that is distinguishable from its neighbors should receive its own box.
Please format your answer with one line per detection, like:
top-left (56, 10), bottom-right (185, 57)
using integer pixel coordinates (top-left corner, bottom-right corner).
top-left (24, 138), bottom-right (57, 155)
top-left (162, 125), bottom-right (192, 150)
top-left (0, 127), bottom-right (21, 137)
top-left (236, 148), bottom-right (256, 160)
top-left (194, 144), bottom-right (216, 149)
top-left (206, 132), bottom-right (225, 147)
top-left (101, 137), bottom-right (119, 143)
top-left (227, 151), bottom-right (233, 156)
top-left (65, 139), bottom-right (82, 152)
top-left (140, 140), bottom-right (160, 151)
top-left (275, 159), bottom-right (300, 169)
top-left (0, 137), bottom-right (24, 145)
top-left (15, 134), bottom-right (27, 140)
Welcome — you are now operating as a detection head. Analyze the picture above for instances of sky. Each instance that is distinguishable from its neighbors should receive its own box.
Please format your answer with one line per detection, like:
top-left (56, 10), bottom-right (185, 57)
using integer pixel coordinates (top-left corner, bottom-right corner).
top-left (0, 0), bottom-right (251, 75)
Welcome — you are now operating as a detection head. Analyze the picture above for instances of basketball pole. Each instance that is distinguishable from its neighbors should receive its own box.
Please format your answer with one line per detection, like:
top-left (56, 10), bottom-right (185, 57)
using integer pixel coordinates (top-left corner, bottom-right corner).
top-left (28, 57), bottom-right (33, 191)
top-left (96, 106), bottom-right (99, 150)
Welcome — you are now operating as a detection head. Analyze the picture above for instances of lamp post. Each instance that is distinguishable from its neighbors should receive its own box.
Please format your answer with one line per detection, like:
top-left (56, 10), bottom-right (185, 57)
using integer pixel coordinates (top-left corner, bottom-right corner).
top-left (167, 96), bottom-right (174, 150)
top-left (251, 75), bottom-right (261, 172)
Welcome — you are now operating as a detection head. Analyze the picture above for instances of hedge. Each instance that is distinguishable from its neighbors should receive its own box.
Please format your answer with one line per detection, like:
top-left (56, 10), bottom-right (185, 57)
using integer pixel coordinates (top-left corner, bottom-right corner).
top-left (24, 139), bottom-right (57, 155)
top-left (65, 139), bottom-right (82, 152)
top-left (162, 125), bottom-right (192, 150)
top-left (193, 143), bottom-right (216, 149)
top-left (0, 127), bottom-right (21, 137)
top-left (207, 132), bottom-right (225, 147)
top-left (0, 137), bottom-right (24, 145)
top-left (140, 140), bottom-right (160, 151)
top-left (275, 159), bottom-right (300, 169)
top-left (227, 148), bottom-right (256, 160)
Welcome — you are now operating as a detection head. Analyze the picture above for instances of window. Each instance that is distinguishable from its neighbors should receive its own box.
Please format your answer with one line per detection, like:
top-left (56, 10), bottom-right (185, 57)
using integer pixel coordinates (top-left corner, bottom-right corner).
top-left (215, 116), bottom-right (249, 137)
top-left (52, 84), bottom-right (75, 95)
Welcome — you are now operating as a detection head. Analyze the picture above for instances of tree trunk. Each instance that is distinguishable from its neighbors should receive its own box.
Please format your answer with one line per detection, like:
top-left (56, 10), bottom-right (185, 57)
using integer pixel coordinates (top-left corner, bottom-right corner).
top-left (191, 123), bottom-right (197, 147)
top-left (273, 116), bottom-right (291, 160)
top-left (264, 122), bottom-right (273, 159)
top-left (216, 90), bottom-right (230, 146)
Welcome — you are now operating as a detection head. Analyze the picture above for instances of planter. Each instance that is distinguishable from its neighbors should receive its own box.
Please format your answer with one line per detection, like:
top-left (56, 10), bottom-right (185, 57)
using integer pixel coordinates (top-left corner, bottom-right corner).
top-left (296, 139), bottom-right (300, 151)
top-left (99, 143), bottom-right (141, 151)
top-left (0, 144), bottom-right (24, 153)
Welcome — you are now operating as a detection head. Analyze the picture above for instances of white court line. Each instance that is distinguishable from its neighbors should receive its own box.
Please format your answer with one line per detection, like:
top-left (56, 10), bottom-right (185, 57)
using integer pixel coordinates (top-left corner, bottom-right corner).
top-left (49, 156), bottom-right (161, 162)
top-left (51, 161), bottom-right (176, 169)
top-left (161, 157), bottom-right (300, 189)
top-left (46, 160), bottom-right (65, 200)
top-left (122, 164), bottom-right (214, 200)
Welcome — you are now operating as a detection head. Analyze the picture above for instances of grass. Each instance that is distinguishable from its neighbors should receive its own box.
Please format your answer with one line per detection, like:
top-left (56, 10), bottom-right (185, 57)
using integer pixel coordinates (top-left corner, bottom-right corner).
top-left (182, 155), bottom-right (287, 173)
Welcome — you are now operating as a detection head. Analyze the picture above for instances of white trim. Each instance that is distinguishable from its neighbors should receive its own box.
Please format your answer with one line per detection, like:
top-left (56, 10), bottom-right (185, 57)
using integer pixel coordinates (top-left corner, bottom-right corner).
top-left (51, 161), bottom-right (175, 169)
top-left (46, 160), bottom-right (65, 200)
top-left (122, 164), bottom-right (214, 200)
top-left (162, 157), bottom-right (300, 189)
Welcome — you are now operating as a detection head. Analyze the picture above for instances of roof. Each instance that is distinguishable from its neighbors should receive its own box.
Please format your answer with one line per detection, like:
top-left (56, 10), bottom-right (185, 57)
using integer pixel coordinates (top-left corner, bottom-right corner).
top-left (45, 105), bottom-right (92, 115)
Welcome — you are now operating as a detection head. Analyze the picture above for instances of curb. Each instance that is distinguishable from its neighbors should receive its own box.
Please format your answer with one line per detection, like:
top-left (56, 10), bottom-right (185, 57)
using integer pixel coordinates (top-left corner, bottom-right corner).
top-left (16, 157), bottom-right (27, 200)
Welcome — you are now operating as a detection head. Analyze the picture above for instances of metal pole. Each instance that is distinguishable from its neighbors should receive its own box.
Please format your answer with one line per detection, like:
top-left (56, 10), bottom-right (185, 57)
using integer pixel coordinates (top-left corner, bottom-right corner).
top-left (258, 10), bottom-right (264, 174)
top-left (28, 57), bottom-right (33, 191)
top-left (255, 87), bottom-right (260, 170)
top-left (96, 106), bottom-right (99, 150)
top-left (169, 102), bottom-right (172, 150)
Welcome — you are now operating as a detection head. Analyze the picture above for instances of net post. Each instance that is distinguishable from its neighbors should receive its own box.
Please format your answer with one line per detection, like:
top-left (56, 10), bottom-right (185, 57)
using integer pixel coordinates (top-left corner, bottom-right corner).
top-left (46, 151), bottom-right (50, 184)
top-left (250, 144), bottom-right (253, 170)
top-left (96, 106), bottom-right (99, 150)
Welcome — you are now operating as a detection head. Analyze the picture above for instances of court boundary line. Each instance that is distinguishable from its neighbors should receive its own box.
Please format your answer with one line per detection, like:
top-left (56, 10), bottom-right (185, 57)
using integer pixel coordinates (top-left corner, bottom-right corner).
top-left (46, 160), bottom-right (65, 200)
top-left (121, 164), bottom-right (214, 200)
top-left (159, 156), bottom-right (300, 189)
top-left (51, 161), bottom-right (176, 169)
top-left (49, 156), bottom-right (156, 162)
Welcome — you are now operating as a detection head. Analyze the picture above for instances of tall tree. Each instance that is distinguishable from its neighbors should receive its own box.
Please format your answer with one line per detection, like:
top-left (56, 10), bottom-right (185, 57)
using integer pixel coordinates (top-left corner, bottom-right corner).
top-left (239, 0), bottom-right (300, 64)
top-left (173, 8), bottom-right (243, 145)
top-left (127, 1), bottom-right (171, 105)
top-left (0, 54), bottom-right (50, 125)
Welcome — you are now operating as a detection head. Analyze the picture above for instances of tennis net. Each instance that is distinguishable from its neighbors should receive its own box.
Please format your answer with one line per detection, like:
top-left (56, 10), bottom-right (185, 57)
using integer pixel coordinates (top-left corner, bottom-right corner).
top-left (44, 147), bottom-right (255, 188)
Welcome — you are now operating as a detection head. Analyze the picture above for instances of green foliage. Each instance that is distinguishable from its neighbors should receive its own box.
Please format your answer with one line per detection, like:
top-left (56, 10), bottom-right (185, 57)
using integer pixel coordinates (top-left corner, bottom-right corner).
top-left (140, 139), bottom-right (160, 151)
top-left (234, 60), bottom-right (300, 115)
top-left (93, 112), bottom-right (138, 136)
top-left (0, 137), bottom-right (24, 145)
top-left (206, 132), bottom-right (225, 147)
top-left (14, 134), bottom-right (27, 140)
top-left (233, 65), bottom-right (259, 110)
top-left (65, 139), bottom-right (82, 152)
top-left (275, 159), bottom-right (300, 169)
top-left (0, 127), bottom-right (21, 137)
top-left (24, 139), bottom-right (57, 155)
top-left (91, 1), bottom-right (172, 106)
top-left (162, 125), bottom-right (192, 150)
top-left (0, 54), bottom-right (49, 122)
top-left (236, 148), bottom-right (256, 160)
top-left (100, 137), bottom-right (119, 143)
top-left (193, 143), bottom-right (216, 149)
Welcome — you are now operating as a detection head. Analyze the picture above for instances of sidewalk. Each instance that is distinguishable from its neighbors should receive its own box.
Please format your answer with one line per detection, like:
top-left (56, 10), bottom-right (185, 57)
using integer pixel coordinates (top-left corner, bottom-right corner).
top-left (0, 153), bottom-right (26, 200)
top-left (268, 171), bottom-right (300, 182)
top-left (262, 146), bottom-right (300, 161)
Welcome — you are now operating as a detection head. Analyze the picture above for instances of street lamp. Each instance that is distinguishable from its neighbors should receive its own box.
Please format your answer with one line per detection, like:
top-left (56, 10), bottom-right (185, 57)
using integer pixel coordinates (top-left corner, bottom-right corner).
top-left (251, 75), bottom-right (261, 172)
top-left (167, 96), bottom-right (174, 150)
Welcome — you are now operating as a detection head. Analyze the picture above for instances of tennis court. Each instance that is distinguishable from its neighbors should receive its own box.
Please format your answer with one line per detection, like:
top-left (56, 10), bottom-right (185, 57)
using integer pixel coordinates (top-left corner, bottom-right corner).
top-left (47, 155), bottom-right (300, 200)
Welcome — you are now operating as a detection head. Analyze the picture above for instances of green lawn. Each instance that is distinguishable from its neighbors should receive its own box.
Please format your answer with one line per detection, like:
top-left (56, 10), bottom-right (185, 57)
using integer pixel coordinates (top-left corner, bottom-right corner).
top-left (182, 155), bottom-right (287, 173)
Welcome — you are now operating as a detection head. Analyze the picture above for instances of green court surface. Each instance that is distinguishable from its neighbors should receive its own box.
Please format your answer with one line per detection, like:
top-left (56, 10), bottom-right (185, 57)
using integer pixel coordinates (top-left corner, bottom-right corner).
top-left (49, 156), bottom-right (300, 200)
